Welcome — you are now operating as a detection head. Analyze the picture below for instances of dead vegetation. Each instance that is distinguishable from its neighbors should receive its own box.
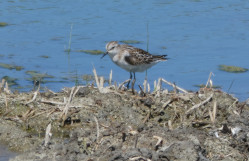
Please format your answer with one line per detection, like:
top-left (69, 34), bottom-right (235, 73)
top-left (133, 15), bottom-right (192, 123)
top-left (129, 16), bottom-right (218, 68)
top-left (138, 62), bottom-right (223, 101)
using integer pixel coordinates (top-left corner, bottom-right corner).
top-left (0, 71), bottom-right (248, 161)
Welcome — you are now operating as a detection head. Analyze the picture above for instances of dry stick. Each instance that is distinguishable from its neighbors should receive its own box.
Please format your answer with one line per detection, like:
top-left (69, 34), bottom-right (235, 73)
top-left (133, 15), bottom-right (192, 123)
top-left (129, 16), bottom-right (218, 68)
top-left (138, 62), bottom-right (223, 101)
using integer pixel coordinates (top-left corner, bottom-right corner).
top-left (25, 84), bottom-right (40, 105)
top-left (61, 86), bottom-right (78, 121)
top-left (47, 109), bottom-right (57, 117)
top-left (209, 102), bottom-right (217, 124)
top-left (1, 79), bottom-right (5, 85)
top-left (205, 72), bottom-right (214, 88)
top-left (0, 79), bottom-right (5, 92)
top-left (228, 98), bottom-right (238, 110)
top-left (4, 95), bottom-right (8, 109)
top-left (143, 79), bottom-right (147, 93)
top-left (153, 135), bottom-right (163, 147)
top-left (22, 109), bottom-right (36, 121)
top-left (155, 78), bottom-right (162, 96)
top-left (99, 77), bottom-right (104, 89)
top-left (114, 81), bottom-right (117, 90)
top-left (173, 82), bottom-right (178, 94)
top-left (209, 108), bottom-right (214, 123)
top-left (186, 93), bottom-right (214, 114)
top-left (168, 120), bottom-right (173, 130)
top-left (72, 86), bottom-right (80, 98)
top-left (30, 110), bottom-right (52, 119)
top-left (156, 78), bottom-right (162, 91)
top-left (134, 134), bottom-right (138, 148)
top-left (93, 116), bottom-right (100, 143)
top-left (160, 99), bottom-right (172, 111)
top-left (118, 79), bottom-right (131, 89)
top-left (93, 66), bottom-right (100, 90)
top-left (4, 82), bottom-right (11, 94)
top-left (109, 70), bottom-right (112, 86)
top-left (153, 80), bottom-right (157, 91)
top-left (40, 99), bottom-right (67, 106)
top-left (138, 85), bottom-right (146, 97)
top-left (161, 79), bottom-right (188, 94)
top-left (47, 89), bottom-right (56, 95)
top-left (44, 123), bottom-right (52, 147)
top-left (147, 83), bottom-right (151, 93)
top-left (143, 110), bottom-right (151, 124)
top-left (61, 90), bottom-right (74, 118)
top-left (212, 100), bottom-right (217, 123)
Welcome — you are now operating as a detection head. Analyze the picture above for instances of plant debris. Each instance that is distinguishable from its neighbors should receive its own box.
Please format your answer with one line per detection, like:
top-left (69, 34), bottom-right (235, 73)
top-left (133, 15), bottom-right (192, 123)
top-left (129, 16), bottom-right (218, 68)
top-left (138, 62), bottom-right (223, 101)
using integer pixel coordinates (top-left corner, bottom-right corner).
top-left (0, 75), bottom-right (248, 161)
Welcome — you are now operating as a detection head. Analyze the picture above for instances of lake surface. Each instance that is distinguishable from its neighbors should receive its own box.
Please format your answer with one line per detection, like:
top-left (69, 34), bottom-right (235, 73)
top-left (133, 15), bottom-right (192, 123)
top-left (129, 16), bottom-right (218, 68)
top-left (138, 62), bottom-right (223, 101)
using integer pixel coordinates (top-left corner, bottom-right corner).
top-left (1, 0), bottom-right (248, 101)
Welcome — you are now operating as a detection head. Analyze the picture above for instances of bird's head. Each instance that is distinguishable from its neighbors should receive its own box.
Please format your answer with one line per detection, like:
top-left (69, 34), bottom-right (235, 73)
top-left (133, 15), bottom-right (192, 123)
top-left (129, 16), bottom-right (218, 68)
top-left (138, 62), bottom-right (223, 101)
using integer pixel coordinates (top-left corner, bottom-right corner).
top-left (101, 41), bottom-right (119, 59)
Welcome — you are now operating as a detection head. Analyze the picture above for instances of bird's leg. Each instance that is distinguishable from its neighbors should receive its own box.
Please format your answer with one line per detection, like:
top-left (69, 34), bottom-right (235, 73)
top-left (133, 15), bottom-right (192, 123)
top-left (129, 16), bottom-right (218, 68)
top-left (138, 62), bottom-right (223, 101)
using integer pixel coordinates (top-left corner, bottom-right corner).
top-left (132, 72), bottom-right (136, 94)
top-left (126, 72), bottom-right (132, 89)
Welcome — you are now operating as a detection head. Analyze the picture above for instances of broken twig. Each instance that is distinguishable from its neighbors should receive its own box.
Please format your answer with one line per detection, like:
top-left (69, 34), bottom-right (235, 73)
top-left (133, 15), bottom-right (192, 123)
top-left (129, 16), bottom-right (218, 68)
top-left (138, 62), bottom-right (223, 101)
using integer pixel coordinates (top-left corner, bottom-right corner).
top-left (25, 84), bottom-right (40, 105)
top-left (118, 79), bottom-right (131, 89)
top-left (186, 93), bottom-right (214, 114)
top-left (162, 78), bottom-right (188, 93)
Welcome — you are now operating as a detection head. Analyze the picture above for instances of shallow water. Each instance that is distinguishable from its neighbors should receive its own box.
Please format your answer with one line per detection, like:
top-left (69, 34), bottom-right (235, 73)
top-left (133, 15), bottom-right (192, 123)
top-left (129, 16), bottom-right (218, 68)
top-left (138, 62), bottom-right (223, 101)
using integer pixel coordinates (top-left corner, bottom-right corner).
top-left (1, 0), bottom-right (248, 100)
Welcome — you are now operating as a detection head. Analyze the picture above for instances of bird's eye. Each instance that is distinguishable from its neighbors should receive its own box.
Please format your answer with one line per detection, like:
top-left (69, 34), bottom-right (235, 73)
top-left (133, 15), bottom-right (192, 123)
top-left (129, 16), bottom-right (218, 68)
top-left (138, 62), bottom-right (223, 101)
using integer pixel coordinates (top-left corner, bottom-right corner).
top-left (111, 47), bottom-right (115, 50)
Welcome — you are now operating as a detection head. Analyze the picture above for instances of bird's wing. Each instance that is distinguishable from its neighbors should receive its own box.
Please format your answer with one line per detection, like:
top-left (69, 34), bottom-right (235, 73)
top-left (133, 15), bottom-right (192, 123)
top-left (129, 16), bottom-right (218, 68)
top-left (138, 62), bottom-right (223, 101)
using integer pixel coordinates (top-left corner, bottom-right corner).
top-left (124, 48), bottom-right (167, 65)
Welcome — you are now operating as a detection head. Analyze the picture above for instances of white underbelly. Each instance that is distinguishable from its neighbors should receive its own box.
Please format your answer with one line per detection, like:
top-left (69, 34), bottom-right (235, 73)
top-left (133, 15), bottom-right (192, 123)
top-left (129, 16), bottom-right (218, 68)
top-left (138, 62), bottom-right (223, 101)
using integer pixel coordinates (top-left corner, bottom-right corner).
top-left (114, 59), bottom-right (156, 72)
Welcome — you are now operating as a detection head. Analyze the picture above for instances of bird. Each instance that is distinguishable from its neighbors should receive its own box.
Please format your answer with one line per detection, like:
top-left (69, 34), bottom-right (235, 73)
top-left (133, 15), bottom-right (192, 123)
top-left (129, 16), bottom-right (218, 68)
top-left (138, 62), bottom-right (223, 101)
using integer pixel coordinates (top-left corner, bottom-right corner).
top-left (102, 41), bottom-right (167, 93)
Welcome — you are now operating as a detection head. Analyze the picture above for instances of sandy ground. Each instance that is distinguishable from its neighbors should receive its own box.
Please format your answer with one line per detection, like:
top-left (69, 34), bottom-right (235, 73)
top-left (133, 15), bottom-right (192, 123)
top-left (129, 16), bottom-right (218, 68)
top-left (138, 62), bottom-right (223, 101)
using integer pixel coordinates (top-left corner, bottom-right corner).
top-left (0, 85), bottom-right (248, 161)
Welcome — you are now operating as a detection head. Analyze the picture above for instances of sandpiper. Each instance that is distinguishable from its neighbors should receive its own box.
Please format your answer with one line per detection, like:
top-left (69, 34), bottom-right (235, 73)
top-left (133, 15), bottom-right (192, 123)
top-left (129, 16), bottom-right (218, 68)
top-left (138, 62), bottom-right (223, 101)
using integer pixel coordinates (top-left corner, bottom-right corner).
top-left (102, 41), bottom-right (167, 93)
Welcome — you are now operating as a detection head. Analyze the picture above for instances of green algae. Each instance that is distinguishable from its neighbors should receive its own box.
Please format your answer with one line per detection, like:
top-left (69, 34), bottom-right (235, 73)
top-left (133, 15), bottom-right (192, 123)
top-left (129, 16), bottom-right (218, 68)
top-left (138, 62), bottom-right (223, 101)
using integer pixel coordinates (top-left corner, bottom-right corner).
top-left (0, 63), bottom-right (24, 71)
top-left (26, 71), bottom-right (54, 78)
top-left (40, 55), bottom-right (50, 58)
top-left (75, 50), bottom-right (105, 55)
top-left (120, 40), bottom-right (142, 44)
top-left (0, 22), bottom-right (8, 27)
top-left (194, 84), bottom-right (221, 89)
top-left (219, 65), bottom-right (248, 73)
top-left (25, 71), bottom-right (54, 83)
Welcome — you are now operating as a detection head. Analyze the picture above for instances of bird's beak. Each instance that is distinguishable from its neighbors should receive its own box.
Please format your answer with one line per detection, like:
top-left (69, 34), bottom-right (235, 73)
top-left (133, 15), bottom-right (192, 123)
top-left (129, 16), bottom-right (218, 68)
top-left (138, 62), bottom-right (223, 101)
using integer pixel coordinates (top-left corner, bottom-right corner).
top-left (101, 52), bottom-right (108, 59)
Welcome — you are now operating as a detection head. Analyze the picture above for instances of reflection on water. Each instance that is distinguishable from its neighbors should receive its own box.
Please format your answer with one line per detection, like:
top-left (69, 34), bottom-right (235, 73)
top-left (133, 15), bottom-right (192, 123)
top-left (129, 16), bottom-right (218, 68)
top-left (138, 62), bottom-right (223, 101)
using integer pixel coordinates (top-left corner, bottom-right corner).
top-left (0, 0), bottom-right (248, 100)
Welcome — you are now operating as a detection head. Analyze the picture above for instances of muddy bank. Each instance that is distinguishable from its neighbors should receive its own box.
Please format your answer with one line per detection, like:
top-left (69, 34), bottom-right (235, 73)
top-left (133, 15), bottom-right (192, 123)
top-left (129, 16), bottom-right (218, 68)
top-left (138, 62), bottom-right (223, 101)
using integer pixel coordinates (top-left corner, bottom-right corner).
top-left (0, 85), bottom-right (248, 161)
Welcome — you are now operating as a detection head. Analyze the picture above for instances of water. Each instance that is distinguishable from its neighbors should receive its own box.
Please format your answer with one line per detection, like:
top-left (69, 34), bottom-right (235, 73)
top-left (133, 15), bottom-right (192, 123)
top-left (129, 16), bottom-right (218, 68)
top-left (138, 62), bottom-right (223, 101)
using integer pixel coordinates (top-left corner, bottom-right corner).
top-left (1, 0), bottom-right (248, 101)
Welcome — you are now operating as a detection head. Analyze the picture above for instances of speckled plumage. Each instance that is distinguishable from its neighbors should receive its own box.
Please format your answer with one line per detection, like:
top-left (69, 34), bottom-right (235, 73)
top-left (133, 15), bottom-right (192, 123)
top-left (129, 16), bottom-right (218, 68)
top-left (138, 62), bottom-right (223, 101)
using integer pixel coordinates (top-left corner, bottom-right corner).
top-left (104, 41), bottom-right (167, 72)
top-left (102, 41), bottom-right (168, 93)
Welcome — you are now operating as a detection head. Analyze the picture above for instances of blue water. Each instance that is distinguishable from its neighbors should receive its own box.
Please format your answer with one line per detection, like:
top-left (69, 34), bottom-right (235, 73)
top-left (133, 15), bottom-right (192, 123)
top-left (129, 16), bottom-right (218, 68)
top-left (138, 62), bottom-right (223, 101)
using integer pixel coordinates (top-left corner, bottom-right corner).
top-left (1, 0), bottom-right (248, 101)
